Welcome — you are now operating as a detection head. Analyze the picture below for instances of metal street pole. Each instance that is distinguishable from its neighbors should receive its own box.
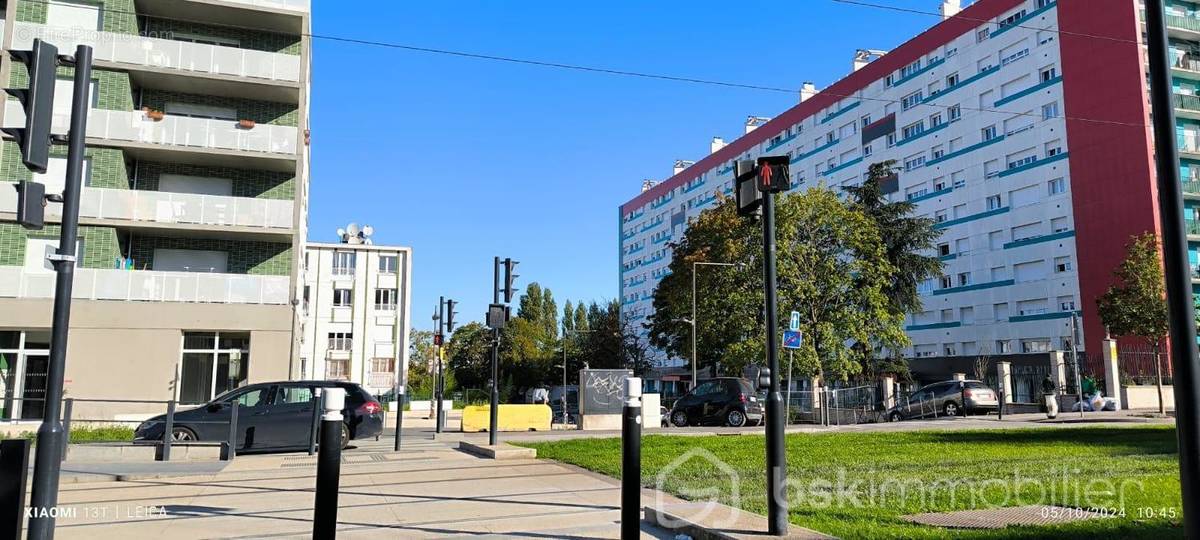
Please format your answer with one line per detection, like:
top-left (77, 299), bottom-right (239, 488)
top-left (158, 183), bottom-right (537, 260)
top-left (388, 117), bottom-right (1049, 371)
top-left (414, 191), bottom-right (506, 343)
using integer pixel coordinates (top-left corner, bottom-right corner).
top-left (691, 262), bottom-right (737, 389)
top-left (1070, 313), bottom-right (1083, 419)
top-left (490, 257), bottom-right (501, 446)
top-left (435, 297), bottom-right (444, 434)
top-left (1147, 0), bottom-right (1200, 534)
top-left (27, 45), bottom-right (91, 540)
top-left (760, 192), bottom-right (787, 536)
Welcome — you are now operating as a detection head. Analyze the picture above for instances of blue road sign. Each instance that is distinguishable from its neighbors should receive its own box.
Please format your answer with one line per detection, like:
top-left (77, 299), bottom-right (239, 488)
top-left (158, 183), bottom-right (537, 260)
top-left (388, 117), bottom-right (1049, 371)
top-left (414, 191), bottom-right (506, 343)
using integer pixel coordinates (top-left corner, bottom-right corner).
top-left (783, 330), bottom-right (803, 349)
top-left (789, 311), bottom-right (800, 331)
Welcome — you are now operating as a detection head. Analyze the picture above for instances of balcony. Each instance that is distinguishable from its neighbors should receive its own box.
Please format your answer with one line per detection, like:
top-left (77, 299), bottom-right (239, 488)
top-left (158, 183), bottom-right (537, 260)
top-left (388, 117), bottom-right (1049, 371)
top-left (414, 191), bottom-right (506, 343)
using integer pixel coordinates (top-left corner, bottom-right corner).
top-left (0, 267), bottom-right (289, 305)
top-left (1189, 220), bottom-right (1200, 236)
top-left (1185, 180), bottom-right (1200, 197)
top-left (6, 104), bottom-right (299, 160)
top-left (13, 22), bottom-right (301, 84)
top-left (1167, 13), bottom-right (1200, 37)
top-left (1175, 93), bottom-right (1200, 119)
top-left (0, 186), bottom-right (293, 232)
top-left (218, 0), bottom-right (310, 12)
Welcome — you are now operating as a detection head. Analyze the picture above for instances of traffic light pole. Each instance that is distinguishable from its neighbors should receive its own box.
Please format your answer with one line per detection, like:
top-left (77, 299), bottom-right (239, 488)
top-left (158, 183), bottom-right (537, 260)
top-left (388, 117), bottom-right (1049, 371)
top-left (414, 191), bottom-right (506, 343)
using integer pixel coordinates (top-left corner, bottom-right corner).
top-left (489, 257), bottom-right (501, 446)
top-left (1146, 0), bottom-right (1200, 533)
top-left (435, 297), bottom-right (444, 434)
top-left (27, 45), bottom-right (92, 540)
top-left (760, 192), bottom-right (788, 536)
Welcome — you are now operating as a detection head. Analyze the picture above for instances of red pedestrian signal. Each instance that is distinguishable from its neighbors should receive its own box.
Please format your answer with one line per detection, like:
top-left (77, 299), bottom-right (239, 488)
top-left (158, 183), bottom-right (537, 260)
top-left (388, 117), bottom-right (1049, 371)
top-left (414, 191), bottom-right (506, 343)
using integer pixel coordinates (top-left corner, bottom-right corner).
top-left (756, 156), bottom-right (790, 193)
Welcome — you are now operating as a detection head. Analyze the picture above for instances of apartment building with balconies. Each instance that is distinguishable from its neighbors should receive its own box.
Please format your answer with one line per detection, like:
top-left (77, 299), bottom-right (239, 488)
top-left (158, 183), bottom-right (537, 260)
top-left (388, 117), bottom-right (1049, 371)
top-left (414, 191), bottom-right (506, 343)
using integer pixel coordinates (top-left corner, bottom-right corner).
top-left (0, 0), bottom-right (310, 421)
top-left (299, 241), bottom-right (413, 397)
top-left (619, 0), bottom-right (1185, 369)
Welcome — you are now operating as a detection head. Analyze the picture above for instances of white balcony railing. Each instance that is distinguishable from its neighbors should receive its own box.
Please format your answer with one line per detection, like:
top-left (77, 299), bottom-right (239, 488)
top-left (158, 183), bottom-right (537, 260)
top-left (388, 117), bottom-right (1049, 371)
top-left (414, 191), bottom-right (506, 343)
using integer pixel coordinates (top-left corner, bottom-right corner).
top-left (0, 267), bottom-right (290, 305)
top-left (221, 0), bottom-right (310, 13)
top-left (12, 22), bottom-right (301, 83)
top-left (0, 186), bottom-right (293, 230)
top-left (6, 103), bottom-right (300, 156)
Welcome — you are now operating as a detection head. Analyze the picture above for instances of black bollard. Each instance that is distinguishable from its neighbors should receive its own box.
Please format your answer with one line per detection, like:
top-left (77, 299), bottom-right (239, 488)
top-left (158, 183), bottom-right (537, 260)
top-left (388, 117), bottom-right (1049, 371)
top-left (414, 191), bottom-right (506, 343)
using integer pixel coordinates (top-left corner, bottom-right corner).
top-left (394, 386), bottom-right (404, 452)
top-left (621, 376), bottom-right (642, 540)
top-left (313, 387), bottom-right (345, 539)
top-left (0, 439), bottom-right (31, 540)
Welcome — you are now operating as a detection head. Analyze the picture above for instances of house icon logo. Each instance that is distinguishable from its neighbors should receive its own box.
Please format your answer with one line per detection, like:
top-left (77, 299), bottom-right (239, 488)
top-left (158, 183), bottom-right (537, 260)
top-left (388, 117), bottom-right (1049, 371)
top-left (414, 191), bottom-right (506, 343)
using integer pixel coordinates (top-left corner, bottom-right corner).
top-left (653, 447), bottom-right (741, 529)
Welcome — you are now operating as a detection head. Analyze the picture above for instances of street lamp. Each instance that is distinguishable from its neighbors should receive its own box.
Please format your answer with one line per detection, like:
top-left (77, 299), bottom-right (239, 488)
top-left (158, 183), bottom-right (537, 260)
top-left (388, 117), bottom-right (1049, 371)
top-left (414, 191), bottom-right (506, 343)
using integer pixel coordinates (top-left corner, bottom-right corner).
top-left (560, 327), bottom-right (594, 425)
top-left (691, 261), bottom-right (739, 389)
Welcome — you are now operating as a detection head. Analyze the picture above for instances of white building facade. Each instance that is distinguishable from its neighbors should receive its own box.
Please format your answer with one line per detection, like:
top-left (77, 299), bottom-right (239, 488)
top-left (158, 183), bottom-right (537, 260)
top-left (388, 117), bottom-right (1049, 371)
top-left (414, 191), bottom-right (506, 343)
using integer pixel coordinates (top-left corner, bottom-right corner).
top-left (300, 242), bottom-right (413, 396)
top-left (621, 0), bottom-right (1181, 365)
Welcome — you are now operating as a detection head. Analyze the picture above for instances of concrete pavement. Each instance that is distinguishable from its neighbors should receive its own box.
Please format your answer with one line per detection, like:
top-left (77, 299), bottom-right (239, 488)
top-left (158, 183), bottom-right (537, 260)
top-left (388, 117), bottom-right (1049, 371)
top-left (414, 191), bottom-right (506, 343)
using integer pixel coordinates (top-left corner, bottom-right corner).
top-left (43, 433), bottom-right (689, 539)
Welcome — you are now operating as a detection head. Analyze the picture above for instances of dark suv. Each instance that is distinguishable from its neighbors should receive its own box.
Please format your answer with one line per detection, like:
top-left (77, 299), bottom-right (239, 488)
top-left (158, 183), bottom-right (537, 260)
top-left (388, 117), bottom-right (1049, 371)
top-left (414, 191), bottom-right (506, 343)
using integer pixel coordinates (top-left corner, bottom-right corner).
top-left (669, 377), bottom-right (764, 427)
top-left (135, 381), bottom-right (384, 452)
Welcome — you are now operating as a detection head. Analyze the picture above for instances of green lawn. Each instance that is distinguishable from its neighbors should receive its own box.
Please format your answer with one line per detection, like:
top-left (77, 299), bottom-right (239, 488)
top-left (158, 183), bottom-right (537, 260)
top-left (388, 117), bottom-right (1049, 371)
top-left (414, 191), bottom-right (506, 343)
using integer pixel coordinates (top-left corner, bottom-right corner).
top-left (1, 426), bottom-right (135, 443)
top-left (519, 427), bottom-right (1183, 539)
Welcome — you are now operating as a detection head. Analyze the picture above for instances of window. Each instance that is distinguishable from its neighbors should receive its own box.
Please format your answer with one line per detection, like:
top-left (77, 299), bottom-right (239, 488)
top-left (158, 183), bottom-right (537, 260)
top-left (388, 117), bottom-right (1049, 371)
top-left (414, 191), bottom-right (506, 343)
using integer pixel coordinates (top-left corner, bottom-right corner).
top-left (326, 359), bottom-right (350, 380)
top-left (333, 251), bottom-right (356, 276)
top-left (931, 145), bottom-right (945, 160)
top-left (930, 112), bottom-right (944, 127)
top-left (982, 125), bottom-right (998, 141)
top-left (375, 289), bottom-right (398, 310)
top-left (998, 9), bottom-right (1027, 30)
top-left (996, 340), bottom-right (1012, 354)
top-left (863, 144), bottom-right (873, 157)
top-left (1059, 296), bottom-right (1077, 311)
top-left (977, 28), bottom-right (990, 43)
top-left (984, 159), bottom-right (1001, 179)
top-left (940, 275), bottom-right (953, 289)
top-left (944, 344), bottom-right (957, 356)
top-left (1022, 339), bottom-right (1052, 353)
top-left (904, 154), bottom-right (926, 171)
top-left (900, 59), bottom-right (922, 78)
top-left (378, 255), bottom-right (398, 274)
top-left (1055, 256), bottom-right (1073, 273)
top-left (935, 209), bottom-right (948, 223)
top-left (946, 72), bottom-right (959, 87)
top-left (1045, 140), bottom-right (1063, 156)
top-left (952, 171), bottom-right (967, 188)
top-left (957, 272), bottom-right (972, 286)
top-left (1048, 177), bottom-right (1066, 195)
top-left (991, 265), bottom-right (1007, 280)
top-left (901, 91), bottom-right (923, 111)
top-left (886, 133), bottom-right (897, 148)
top-left (179, 332), bottom-right (250, 405)
top-left (333, 288), bottom-right (352, 307)
top-left (1040, 66), bottom-right (1058, 82)
top-left (948, 104), bottom-right (961, 121)
top-left (1042, 102), bottom-right (1060, 120)
top-left (328, 332), bottom-right (353, 351)
top-left (902, 121), bottom-right (925, 139)
top-left (277, 386), bottom-right (314, 404)
top-left (370, 357), bottom-right (396, 375)
top-left (938, 243), bottom-right (951, 256)
top-left (861, 115), bottom-right (872, 128)
top-left (934, 177), bottom-right (948, 191)
top-left (1052, 216), bottom-right (1070, 233)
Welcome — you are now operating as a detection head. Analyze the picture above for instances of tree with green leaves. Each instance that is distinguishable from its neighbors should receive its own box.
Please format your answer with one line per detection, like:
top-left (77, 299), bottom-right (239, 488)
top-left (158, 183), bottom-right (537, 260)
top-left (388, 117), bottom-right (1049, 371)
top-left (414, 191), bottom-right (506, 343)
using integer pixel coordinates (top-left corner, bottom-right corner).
top-left (1096, 233), bottom-right (1170, 415)
top-left (444, 322), bottom-right (492, 390)
top-left (647, 193), bottom-right (764, 377)
top-left (777, 186), bottom-right (902, 382)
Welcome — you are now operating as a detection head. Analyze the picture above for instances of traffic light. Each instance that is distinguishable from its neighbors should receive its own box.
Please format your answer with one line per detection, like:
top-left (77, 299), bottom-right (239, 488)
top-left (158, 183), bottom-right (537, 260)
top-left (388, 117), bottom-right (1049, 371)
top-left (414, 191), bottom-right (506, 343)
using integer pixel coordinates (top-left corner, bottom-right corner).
top-left (433, 334), bottom-right (443, 347)
top-left (502, 258), bottom-right (519, 303)
top-left (445, 299), bottom-right (458, 332)
top-left (757, 366), bottom-right (772, 391)
top-left (15, 180), bottom-right (45, 230)
top-left (756, 155), bottom-right (790, 193)
top-left (4, 39), bottom-right (59, 173)
top-left (486, 303), bottom-right (510, 329)
top-left (735, 160), bottom-right (761, 217)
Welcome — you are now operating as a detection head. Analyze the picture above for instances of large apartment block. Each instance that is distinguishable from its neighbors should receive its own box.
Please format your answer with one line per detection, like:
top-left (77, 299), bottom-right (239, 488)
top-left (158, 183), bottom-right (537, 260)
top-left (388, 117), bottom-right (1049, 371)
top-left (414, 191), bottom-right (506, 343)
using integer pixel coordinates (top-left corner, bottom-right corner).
top-left (299, 240), bottom-right (413, 397)
top-left (0, 0), bottom-right (310, 420)
top-left (620, 0), bottom-right (1184, 366)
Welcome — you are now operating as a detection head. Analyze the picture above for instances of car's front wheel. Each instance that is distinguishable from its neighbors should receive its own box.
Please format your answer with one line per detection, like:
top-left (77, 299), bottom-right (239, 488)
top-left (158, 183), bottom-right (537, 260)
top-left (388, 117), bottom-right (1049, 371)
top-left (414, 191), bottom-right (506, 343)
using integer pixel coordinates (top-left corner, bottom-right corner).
top-left (340, 423), bottom-right (351, 449)
top-left (671, 410), bottom-right (689, 427)
top-left (170, 426), bottom-right (198, 442)
top-left (726, 409), bottom-right (747, 427)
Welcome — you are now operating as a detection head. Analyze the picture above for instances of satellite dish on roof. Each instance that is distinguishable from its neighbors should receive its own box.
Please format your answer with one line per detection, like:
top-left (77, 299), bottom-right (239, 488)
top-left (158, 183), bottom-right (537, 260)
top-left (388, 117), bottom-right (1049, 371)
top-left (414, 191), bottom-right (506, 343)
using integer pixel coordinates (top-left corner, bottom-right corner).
top-left (346, 223), bottom-right (360, 236)
top-left (362, 225), bottom-right (374, 237)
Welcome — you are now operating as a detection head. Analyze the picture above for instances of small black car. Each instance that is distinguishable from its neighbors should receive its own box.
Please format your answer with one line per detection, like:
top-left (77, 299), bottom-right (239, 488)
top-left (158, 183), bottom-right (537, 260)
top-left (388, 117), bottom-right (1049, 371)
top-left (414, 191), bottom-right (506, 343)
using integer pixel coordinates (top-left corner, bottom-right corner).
top-left (135, 380), bottom-right (384, 452)
top-left (669, 377), bottom-right (764, 427)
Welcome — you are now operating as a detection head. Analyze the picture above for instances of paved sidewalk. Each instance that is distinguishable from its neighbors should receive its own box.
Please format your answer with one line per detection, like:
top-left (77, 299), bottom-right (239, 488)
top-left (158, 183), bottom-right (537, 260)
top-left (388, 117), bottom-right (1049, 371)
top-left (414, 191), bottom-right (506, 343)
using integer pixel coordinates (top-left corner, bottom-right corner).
top-left (45, 434), bottom-right (685, 539)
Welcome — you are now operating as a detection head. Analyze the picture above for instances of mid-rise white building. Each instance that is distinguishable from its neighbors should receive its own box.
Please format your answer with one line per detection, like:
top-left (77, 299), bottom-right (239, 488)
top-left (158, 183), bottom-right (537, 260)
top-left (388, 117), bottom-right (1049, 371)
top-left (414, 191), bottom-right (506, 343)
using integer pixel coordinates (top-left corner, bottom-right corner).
top-left (299, 231), bottom-right (412, 396)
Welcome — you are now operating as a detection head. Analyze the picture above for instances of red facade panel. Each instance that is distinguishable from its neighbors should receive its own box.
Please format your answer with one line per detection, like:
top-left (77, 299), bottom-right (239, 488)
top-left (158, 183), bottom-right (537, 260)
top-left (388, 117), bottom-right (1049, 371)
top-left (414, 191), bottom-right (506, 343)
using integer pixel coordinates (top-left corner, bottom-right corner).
top-left (1058, 0), bottom-right (1161, 354)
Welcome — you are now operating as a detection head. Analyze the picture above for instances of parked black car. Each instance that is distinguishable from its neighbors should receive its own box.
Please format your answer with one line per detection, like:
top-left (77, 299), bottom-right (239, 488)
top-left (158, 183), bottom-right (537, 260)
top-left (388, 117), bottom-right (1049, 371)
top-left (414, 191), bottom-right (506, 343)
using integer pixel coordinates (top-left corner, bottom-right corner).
top-left (669, 377), bottom-right (764, 427)
top-left (134, 380), bottom-right (384, 452)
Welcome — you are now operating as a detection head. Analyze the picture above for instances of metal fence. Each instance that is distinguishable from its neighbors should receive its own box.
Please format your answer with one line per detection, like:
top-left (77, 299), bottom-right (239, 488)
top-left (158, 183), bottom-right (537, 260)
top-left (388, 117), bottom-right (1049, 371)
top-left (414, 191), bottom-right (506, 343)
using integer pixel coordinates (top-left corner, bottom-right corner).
top-left (784, 385), bottom-right (886, 426)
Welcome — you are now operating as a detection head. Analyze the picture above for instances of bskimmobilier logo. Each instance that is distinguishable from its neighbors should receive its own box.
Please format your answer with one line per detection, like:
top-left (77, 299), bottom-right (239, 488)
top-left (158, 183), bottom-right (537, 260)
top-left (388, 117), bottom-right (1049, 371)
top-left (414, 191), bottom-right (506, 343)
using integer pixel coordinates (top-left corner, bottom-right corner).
top-left (654, 447), bottom-right (741, 529)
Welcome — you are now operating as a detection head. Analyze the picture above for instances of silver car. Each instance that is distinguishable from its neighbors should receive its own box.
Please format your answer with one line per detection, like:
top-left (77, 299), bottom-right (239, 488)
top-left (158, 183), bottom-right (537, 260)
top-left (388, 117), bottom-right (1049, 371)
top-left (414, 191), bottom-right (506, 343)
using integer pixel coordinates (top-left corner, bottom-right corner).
top-left (888, 380), bottom-right (999, 421)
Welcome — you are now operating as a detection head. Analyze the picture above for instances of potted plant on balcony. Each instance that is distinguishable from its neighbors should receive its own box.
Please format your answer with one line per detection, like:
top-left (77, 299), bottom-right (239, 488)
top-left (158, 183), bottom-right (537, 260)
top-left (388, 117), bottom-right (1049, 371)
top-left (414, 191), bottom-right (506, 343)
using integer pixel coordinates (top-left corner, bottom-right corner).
top-left (142, 107), bottom-right (164, 121)
top-left (238, 119), bottom-right (256, 129)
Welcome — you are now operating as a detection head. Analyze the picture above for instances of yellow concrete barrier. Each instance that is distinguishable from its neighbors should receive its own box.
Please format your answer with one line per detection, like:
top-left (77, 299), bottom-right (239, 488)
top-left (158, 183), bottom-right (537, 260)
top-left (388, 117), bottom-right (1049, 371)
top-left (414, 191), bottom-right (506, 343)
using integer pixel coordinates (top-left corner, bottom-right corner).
top-left (461, 404), bottom-right (552, 432)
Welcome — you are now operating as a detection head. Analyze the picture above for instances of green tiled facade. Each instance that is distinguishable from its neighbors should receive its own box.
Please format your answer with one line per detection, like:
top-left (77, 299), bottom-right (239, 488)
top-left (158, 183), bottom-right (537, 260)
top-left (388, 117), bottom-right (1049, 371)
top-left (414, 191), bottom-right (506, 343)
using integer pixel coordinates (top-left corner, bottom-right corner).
top-left (16, 0), bottom-right (138, 35)
top-left (141, 18), bottom-right (302, 55)
top-left (129, 236), bottom-right (291, 275)
top-left (9, 67), bottom-right (135, 112)
top-left (134, 161), bottom-right (294, 200)
top-left (0, 142), bottom-right (130, 189)
top-left (140, 89), bottom-right (298, 127)
top-left (0, 223), bottom-right (121, 268)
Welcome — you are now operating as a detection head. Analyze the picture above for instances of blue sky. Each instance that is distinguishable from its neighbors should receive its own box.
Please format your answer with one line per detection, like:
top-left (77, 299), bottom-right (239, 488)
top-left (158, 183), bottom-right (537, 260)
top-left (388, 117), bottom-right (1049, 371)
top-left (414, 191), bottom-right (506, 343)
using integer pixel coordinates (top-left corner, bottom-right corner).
top-left (309, 0), bottom-right (943, 331)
